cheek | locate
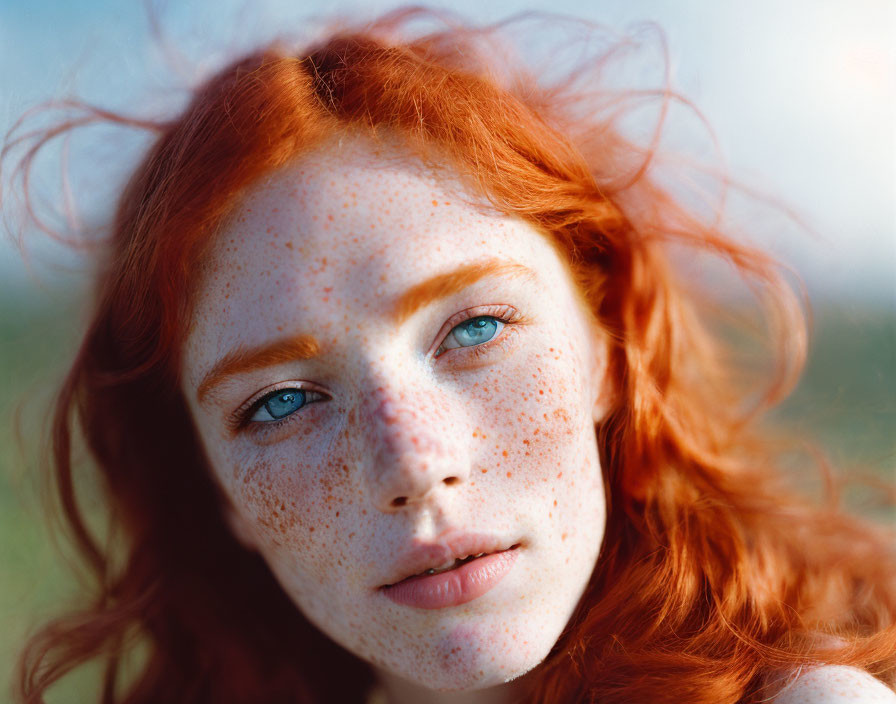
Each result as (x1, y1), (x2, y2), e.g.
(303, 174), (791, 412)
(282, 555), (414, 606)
(479, 339), (603, 549)
(230, 450), (359, 579)
(487, 344), (591, 479)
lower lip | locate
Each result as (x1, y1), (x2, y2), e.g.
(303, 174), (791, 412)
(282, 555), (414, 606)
(381, 547), (520, 610)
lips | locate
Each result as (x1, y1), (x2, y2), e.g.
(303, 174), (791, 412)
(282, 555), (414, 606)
(379, 531), (521, 587)
(381, 546), (520, 609)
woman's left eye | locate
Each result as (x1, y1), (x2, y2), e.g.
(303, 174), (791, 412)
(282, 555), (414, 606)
(248, 388), (322, 423)
(436, 315), (505, 356)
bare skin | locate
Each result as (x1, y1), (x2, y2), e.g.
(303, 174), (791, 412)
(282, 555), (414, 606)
(182, 136), (610, 700)
(371, 667), (539, 704)
(178, 136), (895, 704)
(770, 666), (896, 703)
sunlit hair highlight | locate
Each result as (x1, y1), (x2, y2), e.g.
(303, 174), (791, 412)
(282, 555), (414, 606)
(4, 8), (895, 703)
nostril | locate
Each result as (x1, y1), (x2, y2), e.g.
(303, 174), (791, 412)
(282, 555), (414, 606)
(443, 476), (460, 486)
(391, 496), (408, 507)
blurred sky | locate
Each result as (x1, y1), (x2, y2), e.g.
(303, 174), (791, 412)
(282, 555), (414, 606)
(1, 0), (894, 304)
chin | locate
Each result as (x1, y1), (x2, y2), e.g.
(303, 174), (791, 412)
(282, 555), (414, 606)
(383, 626), (551, 693)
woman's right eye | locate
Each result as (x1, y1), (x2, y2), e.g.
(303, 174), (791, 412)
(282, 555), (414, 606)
(249, 388), (321, 423)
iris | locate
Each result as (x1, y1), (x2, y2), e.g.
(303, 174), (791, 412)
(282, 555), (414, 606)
(264, 390), (305, 419)
(453, 316), (498, 346)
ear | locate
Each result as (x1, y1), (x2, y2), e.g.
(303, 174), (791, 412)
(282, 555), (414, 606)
(223, 501), (261, 553)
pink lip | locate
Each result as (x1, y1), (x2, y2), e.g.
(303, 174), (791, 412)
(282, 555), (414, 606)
(379, 531), (521, 609)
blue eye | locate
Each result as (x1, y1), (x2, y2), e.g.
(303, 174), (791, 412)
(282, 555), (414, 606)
(250, 389), (309, 423)
(437, 315), (504, 355)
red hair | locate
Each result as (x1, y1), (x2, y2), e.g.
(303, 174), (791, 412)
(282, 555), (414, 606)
(5, 9), (895, 703)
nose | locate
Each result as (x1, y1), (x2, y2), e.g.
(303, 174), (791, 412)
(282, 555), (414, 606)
(362, 386), (469, 512)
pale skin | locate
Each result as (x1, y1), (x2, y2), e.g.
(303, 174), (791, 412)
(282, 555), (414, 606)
(182, 136), (609, 702)
(180, 136), (895, 704)
(769, 666), (896, 703)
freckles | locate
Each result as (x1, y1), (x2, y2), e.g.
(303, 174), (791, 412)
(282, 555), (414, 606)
(312, 256), (328, 274)
(238, 460), (308, 547)
(433, 625), (482, 680)
(549, 406), (574, 431)
(237, 453), (362, 584)
(320, 452), (354, 500)
(186, 147), (616, 691)
(493, 352), (590, 497)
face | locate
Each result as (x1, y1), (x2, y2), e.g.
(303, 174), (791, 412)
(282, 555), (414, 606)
(182, 137), (609, 692)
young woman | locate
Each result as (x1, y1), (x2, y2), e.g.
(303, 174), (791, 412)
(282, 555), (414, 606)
(6, 9), (895, 704)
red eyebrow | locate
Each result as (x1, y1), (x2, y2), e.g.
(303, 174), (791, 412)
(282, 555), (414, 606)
(197, 334), (320, 403)
(390, 259), (537, 325)
(196, 259), (536, 404)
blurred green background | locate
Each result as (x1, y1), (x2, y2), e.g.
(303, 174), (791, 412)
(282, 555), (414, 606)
(1, 289), (894, 701)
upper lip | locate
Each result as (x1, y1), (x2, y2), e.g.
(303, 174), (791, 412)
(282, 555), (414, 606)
(379, 531), (521, 588)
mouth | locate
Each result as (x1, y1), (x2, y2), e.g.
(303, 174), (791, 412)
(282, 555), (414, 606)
(380, 543), (522, 610)
(384, 544), (521, 585)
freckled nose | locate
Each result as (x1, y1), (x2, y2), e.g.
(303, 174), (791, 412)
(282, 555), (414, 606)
(363, 388), (468, 512)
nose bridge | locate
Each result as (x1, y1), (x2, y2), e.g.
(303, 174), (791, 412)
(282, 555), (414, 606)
(360, 378), (467, 511)
(372, 392), (436, 458)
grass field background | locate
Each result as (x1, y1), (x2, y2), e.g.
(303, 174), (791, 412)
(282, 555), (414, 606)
(1, 290), (894, 702)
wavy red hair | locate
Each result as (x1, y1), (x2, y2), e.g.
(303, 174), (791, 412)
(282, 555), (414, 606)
(5, 9), (895, 703)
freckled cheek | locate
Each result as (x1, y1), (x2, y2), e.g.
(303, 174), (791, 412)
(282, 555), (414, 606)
(485, 353), (588, 480)
(230, 451), (359, 577)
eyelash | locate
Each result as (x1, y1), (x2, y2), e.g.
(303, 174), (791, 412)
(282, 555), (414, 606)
(232, 304), (524, 433)
(434, 304), (522, 360)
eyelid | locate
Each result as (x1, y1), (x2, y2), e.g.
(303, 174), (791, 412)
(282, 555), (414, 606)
(431, 304), (525, 359)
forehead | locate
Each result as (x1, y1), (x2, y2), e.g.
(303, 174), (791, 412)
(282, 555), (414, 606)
(184, 138), (571, 373)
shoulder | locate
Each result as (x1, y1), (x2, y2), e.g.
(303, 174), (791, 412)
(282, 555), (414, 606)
(770, 665), (896, 703)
